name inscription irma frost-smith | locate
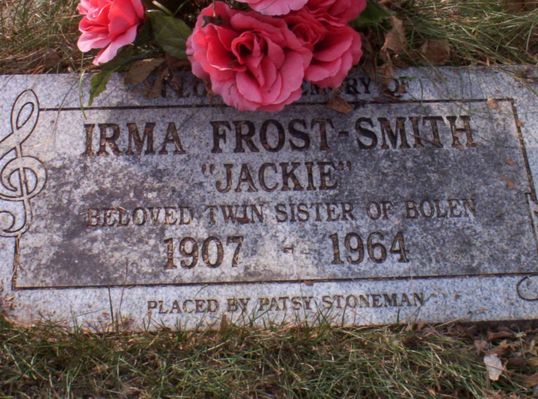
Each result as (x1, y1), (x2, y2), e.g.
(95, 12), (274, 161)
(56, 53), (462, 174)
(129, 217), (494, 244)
(0, 69), (537, 328)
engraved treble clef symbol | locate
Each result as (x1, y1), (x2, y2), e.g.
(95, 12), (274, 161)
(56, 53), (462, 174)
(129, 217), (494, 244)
(517, 276), (538, 302)
(0, 90), (47, 237)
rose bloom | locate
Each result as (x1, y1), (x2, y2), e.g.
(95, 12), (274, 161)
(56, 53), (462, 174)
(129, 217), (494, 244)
(285, 8), (363, 88)
(235, 0), (308, 16)
(306, 0), (367, 25)
(77, 0), (145, 65)
(186, 2), (312, 112)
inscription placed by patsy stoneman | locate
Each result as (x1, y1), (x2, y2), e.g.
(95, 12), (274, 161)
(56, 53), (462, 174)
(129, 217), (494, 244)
(0, 68), (537, 329)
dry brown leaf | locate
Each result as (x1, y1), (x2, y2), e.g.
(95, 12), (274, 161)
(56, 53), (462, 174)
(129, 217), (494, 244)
(502, 177), (516, 190)
(377, 63), (395, 84)
(484, 354), (504, 381)
(415, 321), (426, 331)
(503, 0), (526, 11)
(528, 356), (538, 367)
(219, 314), (229, 331)
(42, 49), (62, 69)
(124, 58), (165, 86)
(419, 39), (451, 65)
(361, 31), (374, 55)
(327, 95), (353, 114)
(502, 0), (537, 11)
(382, 16), (407, 56)
(167, 72), (185, 96)
(487, 340), (511, 356)
(487, 330), (514, 341)
(487, 97), (499, 110)
(522, 372), (538, 387)
(165, 53), (190, 69)
(474, 339), (489, 354)
(147, 67), (169, 98)
(507, 357), (528, 367)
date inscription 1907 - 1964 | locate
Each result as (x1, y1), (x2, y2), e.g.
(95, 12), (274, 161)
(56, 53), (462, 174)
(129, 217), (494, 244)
(66, 109), (487, 282)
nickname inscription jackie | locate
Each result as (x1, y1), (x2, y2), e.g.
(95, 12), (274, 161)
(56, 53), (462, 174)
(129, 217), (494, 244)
(4, 83), (537, 293)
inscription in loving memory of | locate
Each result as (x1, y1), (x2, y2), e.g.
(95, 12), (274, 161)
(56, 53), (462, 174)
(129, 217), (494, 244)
(4, 83), (536, 295)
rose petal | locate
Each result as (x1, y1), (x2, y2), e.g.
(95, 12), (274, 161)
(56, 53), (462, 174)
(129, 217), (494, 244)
(236, 0), (308, 16)
(92, 24), (138, 64)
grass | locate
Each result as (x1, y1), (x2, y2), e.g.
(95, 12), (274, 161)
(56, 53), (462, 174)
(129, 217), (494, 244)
(0, 0), (91, 74)
(1, 317), (537, 398)
(398, 0), (538, 66)
(0, 0), (536, 74)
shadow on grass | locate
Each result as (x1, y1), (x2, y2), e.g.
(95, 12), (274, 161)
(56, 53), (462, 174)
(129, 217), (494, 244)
(0, 316), (536, 398)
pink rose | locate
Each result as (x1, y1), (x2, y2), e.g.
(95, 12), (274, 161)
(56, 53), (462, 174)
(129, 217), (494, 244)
(285, 8), (363, 88)
(77, 0), (145, 65)
(284, 8), (327, 50)
(306, 25), (362, 88)
(186, 2), (312, 112)
(306, 0), (367, 25)
(235, 0), (308, 16)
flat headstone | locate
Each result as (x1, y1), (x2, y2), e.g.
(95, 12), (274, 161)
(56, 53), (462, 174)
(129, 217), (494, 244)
(0, 67), (537, 330)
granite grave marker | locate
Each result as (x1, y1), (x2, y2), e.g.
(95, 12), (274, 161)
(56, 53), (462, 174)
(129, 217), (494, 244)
(0, 67), (537, 329)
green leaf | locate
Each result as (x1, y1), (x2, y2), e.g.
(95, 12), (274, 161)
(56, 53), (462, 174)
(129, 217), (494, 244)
(88, 47), (141, 105)
(149, 11), (191, 59)
(134, 21), (153, 46)
(352, 0), (392, 29)
(89, 70), (113, 106)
